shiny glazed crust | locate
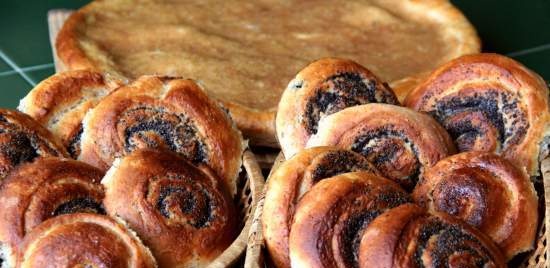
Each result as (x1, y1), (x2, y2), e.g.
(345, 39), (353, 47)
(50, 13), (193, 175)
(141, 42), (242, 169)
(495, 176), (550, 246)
(79, 75), (244, 196)
(276, 58), (399, 158)
(413, 152), (538, 259)
(288, 172), (410, 267)
(56, 0), (480, 146)
(262, 147), (379, 267)
(0, 109), (68, 179)
(18, 70), (124, 158)
(306, 103), (456, 190)
(405, 53), (550, 176)
(102, 149), (238, 267)
(358, 204), (506, 268)
(0, 157), (105, 265)
(17, 213), (157, 268)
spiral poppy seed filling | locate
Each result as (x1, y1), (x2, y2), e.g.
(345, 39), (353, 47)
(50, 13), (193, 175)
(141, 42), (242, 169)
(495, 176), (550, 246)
(351, 128), (420, 189)
(53, 197), (106, 216)
(152, 174), (215, 229)
(341, 190), (411, 267)
(336, 187), (410, 267)
(412, 218), (491, 267)
(310, 151), (377, 183)
(340, 210), (381, 268)
(120, 107), (208, 164)
(0, 119), (45, 177)
(432, 91), (528, 152)
(304, 72), (398, 135)
(0, 134), (38, 168)
(67, 126), (83, 158)
(433, 174), (488, 227)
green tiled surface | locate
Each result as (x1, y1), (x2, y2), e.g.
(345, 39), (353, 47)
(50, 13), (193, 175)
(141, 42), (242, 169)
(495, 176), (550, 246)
(0, 74), (30, 109)
(0, 0), (549, 106)
(0, 0), (89, 67)
(0, 58), (11, 73)
(26, 65), (56, 85)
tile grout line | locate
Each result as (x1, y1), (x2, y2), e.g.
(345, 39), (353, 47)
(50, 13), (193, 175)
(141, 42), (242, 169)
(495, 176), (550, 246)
(506, 43), (550, 57)
(0, 49), (36, 86)
(0, 63), (54, 77)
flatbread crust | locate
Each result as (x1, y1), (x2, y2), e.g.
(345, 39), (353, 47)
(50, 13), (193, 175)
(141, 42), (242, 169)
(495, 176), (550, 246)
(56, 0), (480, 146)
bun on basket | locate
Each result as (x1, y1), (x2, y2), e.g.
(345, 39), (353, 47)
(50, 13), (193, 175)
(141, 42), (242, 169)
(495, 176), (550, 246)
(405, 53), (550, 176)
(17, 213), (156, 268)
(79, 75), (244, 196)
(0, 109), (68, 179)
(18, 70), (123, 158)
(102, 149), (238, 267)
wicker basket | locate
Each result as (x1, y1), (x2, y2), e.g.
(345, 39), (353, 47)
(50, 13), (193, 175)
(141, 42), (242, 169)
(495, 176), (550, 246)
(48, 11), (266, 267)
(245, 153), (550, 268)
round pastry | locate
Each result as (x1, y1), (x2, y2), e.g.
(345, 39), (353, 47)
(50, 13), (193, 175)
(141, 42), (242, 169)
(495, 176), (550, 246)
(0, 157), (105, 267)
(17, 213), (157, 268)
(404, 53), (550, 176)
(263, 147), (380, 267)
(358, 204), (506, 268)
(0, 109), (68, 179)
(288, 172), (410, 267)
(102, 149), (238, 267)
(412, 152), (538, 259)
(56, 0), (480, 146)
(79, 75), (243, 195)
(277, 58), (399, 158)
(18, 70), (123, 158)
(306, 103), (456, 190)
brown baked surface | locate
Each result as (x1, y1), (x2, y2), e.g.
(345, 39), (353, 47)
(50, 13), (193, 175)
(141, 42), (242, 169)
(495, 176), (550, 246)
(17, 213), (157, 268)
(18, 70), (123, 158)
(56, 0), (480, 145)
(102, 149), (238, 267)
(404, 53), (550, 176)
(0, 157), (105, 266)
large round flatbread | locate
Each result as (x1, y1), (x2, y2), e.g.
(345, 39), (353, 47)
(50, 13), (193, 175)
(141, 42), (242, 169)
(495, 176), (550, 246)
(56, 0), (479, 146)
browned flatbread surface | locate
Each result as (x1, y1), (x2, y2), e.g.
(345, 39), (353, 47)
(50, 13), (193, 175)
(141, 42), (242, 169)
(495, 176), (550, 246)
(57, 0), (479, 145)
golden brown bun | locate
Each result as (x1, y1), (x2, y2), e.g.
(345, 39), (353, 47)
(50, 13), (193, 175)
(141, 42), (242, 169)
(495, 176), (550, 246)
(413, 151), (538, 259)
(404, 53), (550, 176)
(0, 109), (68, 179)
(79, 75), (244, 195)
(263, 147), (379, 267)
(0, 157), (105, 266)
(358, 204), (506, 268)
(306, 103), (456, 190)
(389, 71), (430, 103)
(17, 213), (157, 268)
(102, 149), (238, 267)
(56, 0), (480, 146)
(288, 172), (410, 267)
(277, 58), (399, 158)
(18, 70), (123, 158)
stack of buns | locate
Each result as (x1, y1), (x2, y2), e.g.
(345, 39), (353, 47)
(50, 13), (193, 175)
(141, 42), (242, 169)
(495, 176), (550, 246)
(0, 71), (245, 267)
(264, 53), (548, 267)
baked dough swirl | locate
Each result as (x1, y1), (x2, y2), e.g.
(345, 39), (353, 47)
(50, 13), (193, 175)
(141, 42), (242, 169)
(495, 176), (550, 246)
(263, 147), (380, 267)
(413, 152), (538, 259)
(0, 109), (68, 179)
(18, 70), (123, 158)
(289, 172), (410, 267)
(358, 204), (505, 268)
(17, 213), (156, 268)
(405, 53), (550, 176)
(102, 149), (238, 267)
(79, 75), (243, 195)
(0, 157), (105, 267)
(306, 104), (456, 190)
(277, 58), (399, 158)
